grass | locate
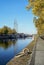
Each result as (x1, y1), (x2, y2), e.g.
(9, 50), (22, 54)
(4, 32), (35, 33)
(26, 34), (38, 51)
(26, 40), (35, 51)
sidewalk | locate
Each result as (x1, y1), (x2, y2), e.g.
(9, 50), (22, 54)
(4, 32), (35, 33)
(29, 37), (44, 65)
(34, 37), (44, 65)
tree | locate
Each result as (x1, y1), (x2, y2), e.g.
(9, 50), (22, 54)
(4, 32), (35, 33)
(3, 26), (8, 34)
(27, 0), (44, 35)
(0, 26), (17, 34)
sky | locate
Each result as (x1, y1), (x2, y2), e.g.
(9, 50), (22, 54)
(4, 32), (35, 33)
(0, 0), (37, 34)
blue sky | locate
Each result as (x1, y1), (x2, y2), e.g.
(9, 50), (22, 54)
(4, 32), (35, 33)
(0, 0), (37, 34)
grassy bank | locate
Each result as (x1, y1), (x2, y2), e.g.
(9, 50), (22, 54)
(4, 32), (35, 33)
(26, 34), (38, 51)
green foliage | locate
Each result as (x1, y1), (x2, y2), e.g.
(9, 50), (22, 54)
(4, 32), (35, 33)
(27, 0), (44, 35)
(0, 26), (17, 34)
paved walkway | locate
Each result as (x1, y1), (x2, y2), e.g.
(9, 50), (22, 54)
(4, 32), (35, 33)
(29, 37), (44, 65)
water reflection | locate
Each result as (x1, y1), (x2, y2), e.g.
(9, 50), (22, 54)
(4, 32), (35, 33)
(0, 38), (32, 65)
(0, 39), (17, 49)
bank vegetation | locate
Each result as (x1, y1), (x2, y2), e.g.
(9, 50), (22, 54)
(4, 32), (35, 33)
(0, 26), (16, 34)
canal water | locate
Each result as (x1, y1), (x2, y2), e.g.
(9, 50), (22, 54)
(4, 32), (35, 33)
(0, 38), (32, 65)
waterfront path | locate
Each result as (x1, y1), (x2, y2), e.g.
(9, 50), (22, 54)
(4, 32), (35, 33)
(28, 37), (44, 65)
(7, 37), (44, 65)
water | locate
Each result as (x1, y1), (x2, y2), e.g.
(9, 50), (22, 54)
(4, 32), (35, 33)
(0, 38), (32, 65)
